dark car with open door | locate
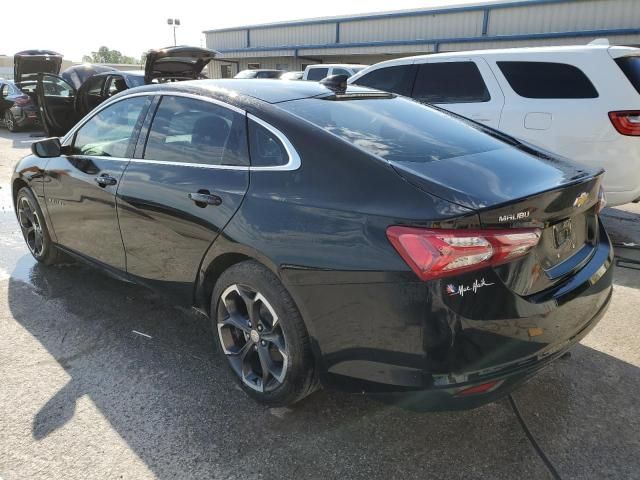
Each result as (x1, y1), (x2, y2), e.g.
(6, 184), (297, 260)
(36, 46), (218, 136)
(0, 79), (40, 131)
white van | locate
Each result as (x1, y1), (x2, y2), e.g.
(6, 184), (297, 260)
(303, 64), (368, 82)
(349, 41), (640, 206)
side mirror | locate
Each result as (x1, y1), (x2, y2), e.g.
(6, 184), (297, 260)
(31, 137), (62, 158)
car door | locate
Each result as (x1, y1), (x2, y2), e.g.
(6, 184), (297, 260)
(43, 95), (152, 271)
(411, 58), (505, 129)
(116, 94), (250, 303)
(75, 74), (108, 118)
(36, 73), (80, 136)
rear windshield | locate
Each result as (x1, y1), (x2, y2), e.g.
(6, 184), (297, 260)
(615, 56), (640, 95)
(278, 95), (507, 163)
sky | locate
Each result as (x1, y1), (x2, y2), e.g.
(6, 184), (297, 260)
(0, 0), (507, 62)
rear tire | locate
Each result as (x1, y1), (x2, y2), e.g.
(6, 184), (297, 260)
(211, 260), (317, 407)
(4, 110), (19, 132)
(16, 187), (61, 265)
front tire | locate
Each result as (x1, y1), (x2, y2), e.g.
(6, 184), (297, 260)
(16, 187), (60, 265)
(211, 260), (317, 406)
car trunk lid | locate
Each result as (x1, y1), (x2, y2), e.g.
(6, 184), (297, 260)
(14, 50), (63, 85)
(391, 146), (604, 295)
(144, 46), (219, 84)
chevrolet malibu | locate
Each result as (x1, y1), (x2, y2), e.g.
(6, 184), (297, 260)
(12, 79), (613, 409)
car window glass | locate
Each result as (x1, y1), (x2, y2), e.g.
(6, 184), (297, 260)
(73, 97), (148, 157)
(107, 76), (128, 96)
(497, 61), (598, 99)
(87, 77), (105, 96)
(332, 68), (351, 76)
(615, 57), (640, 95)
(413, 61), (490, 103)
(42, 75), (75, 97)
(354, 65), (415, 96)
(144, 96), (248, 166)
(248, 120), (288, 167)
(306, 68), (329, 81)
(0, 84), (7, 97)
(280, 96), (507, 164)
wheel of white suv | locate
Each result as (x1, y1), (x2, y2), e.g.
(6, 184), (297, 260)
(211, 260), (317, 406)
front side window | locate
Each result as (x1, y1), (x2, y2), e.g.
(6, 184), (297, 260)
(306, 68), (328, 81)
(73, 96), (148, 157)
(354, 65), (416, 96)
(279, 96), (507, 164)
(497, 61), (598, 99)
(143, 96), (248, 166)
(248, 120), (288, 167)
(332, 68), (351, 76)
(413, 61), (490, 104)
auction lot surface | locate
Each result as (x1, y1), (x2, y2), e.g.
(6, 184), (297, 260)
(0, 129), (639, 480)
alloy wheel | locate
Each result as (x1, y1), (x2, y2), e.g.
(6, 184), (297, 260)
(4, 111), (15, 131)
(17, 196), (45, 257)
(217, 284), (289, 392)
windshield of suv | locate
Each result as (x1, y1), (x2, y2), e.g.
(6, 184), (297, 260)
(279, 95), (507, 163)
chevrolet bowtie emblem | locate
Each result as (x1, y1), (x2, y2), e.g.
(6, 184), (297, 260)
(573, 192), (589, 208)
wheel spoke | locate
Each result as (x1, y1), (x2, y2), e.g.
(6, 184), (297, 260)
(258, 344), (285, 384)
(229, 339), (254, 358)
(34, 232), (43, 253)
(261, 331), (286, 355)
(222, 313), (251, 333)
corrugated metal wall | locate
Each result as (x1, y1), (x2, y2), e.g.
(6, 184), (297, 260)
(488, 0), (640, 35)
(251, 24), (335, 47)
(206, 30), (247, 50)
(339, 11), (484, 43)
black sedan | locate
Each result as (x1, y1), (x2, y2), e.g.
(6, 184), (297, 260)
(0, 79), (39, 131)
(12, 79), (613, 409)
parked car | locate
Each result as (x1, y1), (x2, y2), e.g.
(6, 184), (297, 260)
(280, 71), (304, 81)
(234, 69), (285, 79)
(0, 79), (39, 131)
(28, 46), (218, 136)
(13, 79), (612, 409)
(349, 41), (640, 206)
(302, 64), (368, 81)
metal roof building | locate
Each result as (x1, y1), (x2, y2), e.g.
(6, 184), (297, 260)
(203, 0), (640, 78)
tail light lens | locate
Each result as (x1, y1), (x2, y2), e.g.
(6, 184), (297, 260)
(609, 111), (640, 136)
(386, 226), (541, 281)
(595, 186), (607, 214)
(14, 95), (32, 107)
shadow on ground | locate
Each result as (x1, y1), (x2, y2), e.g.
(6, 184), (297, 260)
(3, 253), (639, 479)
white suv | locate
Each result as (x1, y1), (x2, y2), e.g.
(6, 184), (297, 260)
(303, 64), (368, 82)
(349, 41), (640, 206)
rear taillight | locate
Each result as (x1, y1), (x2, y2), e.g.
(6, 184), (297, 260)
(386, 227), (541, 281)
(595, 186), (607, 214)
(609, 111), (640, 136)
(14, 95), (31, 107)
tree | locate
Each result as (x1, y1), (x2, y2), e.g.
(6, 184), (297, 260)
(82, 46), (140, 65)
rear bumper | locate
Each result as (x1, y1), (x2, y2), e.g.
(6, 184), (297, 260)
(289, 224), (614, 409)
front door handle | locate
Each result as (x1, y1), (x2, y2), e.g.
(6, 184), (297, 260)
(188, 191), (222, 207)
(94, 174), (117, 187)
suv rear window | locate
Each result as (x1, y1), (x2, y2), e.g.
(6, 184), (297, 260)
(279, 96), (506, 164)
(497, 61), (598, 99)
(354, 65), (416, 96)
(412, 62), (490, 103)
(615, 56), (640, 95)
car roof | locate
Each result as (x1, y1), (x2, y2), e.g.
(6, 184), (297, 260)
(122, 78), (377, 105)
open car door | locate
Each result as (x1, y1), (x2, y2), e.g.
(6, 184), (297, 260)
(36, 73), (80, 137)
(144, 46), (219, 84)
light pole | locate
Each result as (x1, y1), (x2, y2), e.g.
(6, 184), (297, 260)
(167, 18), (181, 46)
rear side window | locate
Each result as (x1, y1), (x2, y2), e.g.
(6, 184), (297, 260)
(248, 120), (288, 167)
(332, 68), (351, 76)
(279, 96), (506, 164)
(413, 62), (490, 103)
(144, 96), (248, 166)
(615, 57), (640, 95)
(497, 61), (598, 99)
(306, 68), (328, 81)
(353, 65), (416, 96)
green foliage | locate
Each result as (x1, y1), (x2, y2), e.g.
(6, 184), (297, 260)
(82, 46), (141, 65)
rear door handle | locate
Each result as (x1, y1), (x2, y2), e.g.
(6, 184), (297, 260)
(188, 191), (222, 207)
(95, 174), (117, 187)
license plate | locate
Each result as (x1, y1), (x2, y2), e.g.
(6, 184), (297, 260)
(553, 219), (573, 248)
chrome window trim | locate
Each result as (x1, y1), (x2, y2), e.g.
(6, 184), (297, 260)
(61, 91), (301, 172)
(247, 113), (301, 172)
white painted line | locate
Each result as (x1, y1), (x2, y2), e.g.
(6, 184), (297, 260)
(132, 330), (152, 339)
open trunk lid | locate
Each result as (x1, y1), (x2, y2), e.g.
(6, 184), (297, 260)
(392, 146), (604, 295)
(144, 45), (219, 84)
(14, 50), (63, 85)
